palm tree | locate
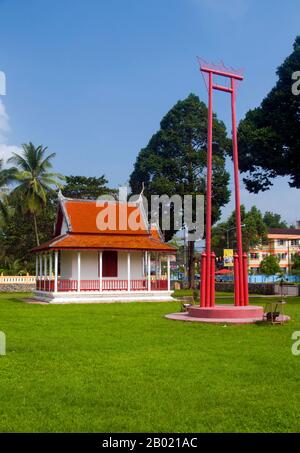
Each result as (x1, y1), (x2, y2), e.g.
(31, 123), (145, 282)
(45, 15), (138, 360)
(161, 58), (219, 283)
(8, 143), (64, 245)
(0, 158), (16, 220)
(2, 257), (27, 276)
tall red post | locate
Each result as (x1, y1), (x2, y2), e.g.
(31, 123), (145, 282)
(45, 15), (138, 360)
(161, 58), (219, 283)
(198, 60), (248, 308)
(231, 78), (244, 306)
(234, 253), (240, 306)
(242, 253), (249, 306)
(200, 252), (207, 307)
(205, 71), (213, 308)
(210, 253), (215, 307)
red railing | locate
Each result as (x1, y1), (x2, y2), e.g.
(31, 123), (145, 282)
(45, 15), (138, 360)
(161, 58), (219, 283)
(80, 280), (100, 291)
(151, 279), (168, 290)
(102, 279), (128, 291)
(36, 279), (54, 291)
(45, 280), (54, 291)
(58, 279), (78, 292)
(130, 279), (147, 291)
(36, 278), (168, 292)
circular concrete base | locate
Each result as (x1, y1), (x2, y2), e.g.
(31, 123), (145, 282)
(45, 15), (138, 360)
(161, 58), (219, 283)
(166, 304), (265, 324)
(189, 304), (264, 320)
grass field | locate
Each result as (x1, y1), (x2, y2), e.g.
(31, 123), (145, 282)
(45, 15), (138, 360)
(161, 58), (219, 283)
(1, 292), (300, 432)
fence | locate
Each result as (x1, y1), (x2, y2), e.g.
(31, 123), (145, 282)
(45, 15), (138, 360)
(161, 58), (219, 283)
(0, 276), (36, 284)
(216, 274), (300, 284)
(248, 274), (300, 283)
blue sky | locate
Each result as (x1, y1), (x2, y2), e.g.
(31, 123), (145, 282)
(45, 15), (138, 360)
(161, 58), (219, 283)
(0, 0), (299, 224)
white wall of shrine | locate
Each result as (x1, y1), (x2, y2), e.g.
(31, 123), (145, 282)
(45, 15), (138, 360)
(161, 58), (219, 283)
(118, 252), (144, 279)
(35, 249), (172, 301)
(60, 250), (145, 280)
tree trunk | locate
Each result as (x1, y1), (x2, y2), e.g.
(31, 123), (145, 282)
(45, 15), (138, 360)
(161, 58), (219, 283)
(33, 212), (40, 246)
(188, 240), (195, 289)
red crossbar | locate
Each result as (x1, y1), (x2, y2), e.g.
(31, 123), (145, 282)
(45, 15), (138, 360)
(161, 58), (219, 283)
(200, 65), (243, 81)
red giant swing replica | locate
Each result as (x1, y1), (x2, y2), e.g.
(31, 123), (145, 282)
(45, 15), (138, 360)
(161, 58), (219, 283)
(167, 60), (264, 324)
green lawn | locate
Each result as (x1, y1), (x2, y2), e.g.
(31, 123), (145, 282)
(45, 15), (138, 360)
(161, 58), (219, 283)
(1, 292), (300, 432)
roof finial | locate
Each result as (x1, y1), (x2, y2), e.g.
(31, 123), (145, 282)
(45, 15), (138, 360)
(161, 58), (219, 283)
(139, 182), (145, 199)
(58, 189), (65, 200)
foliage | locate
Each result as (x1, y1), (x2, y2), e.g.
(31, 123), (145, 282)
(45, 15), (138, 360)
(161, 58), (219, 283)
(0, 158), (17, 187)
(62, 175), (116, 199)
(238, 36), (300, 192)
(8, 143), (64, 245)
(0, 190), (57, 272)
(259, 254), (281, 275)
(212, 205), (267, 257)
(1, 149), (116, 271)
(0, 158), (17, 221)
(263, 211), (287, 229)
(0, 193), (9, 224)
(292, 253), (300, 271)
(0, 258), (27, 276)
(130, 93), (230, 287)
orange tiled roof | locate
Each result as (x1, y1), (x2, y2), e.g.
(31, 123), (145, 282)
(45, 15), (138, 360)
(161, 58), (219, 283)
(63, 199), (148, 235)
(32, 197), (175, 253)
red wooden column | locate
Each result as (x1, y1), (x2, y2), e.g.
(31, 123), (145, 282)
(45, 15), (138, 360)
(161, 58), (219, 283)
(204, 71), (214, 307)
(243, 253), (249, 305)
(200, 252), (207, 307)
(210, 252), (215, 307)
(234, 253), (240, 306)
(231, 78), (245, 306)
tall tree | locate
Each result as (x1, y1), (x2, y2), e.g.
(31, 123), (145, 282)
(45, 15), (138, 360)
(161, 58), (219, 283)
(263, 211), (287, 229)
(259, 254), (281, 276)
(212, 205), (267, 258)
(0, 158), (17, 219)
(130, 94), (230, 288)
(238, 36), (300, 192)
(292, 253), (300, 273)
(62, 175), (115, 199)
(8, 143), (64, 245)
(0, 190), (57, 272)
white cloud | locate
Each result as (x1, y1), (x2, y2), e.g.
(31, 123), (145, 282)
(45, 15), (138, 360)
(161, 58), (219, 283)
(0, 71), (6, 96)
(0, 99), (10, 140)
(0, 144), (21, 162)
(0, 99), (21, 164)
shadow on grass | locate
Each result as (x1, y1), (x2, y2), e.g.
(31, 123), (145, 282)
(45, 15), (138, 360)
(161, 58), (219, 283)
(0, 292), (33, 305)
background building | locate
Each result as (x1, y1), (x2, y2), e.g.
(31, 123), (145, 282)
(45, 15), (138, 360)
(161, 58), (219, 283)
(249, 226), (300, 273)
